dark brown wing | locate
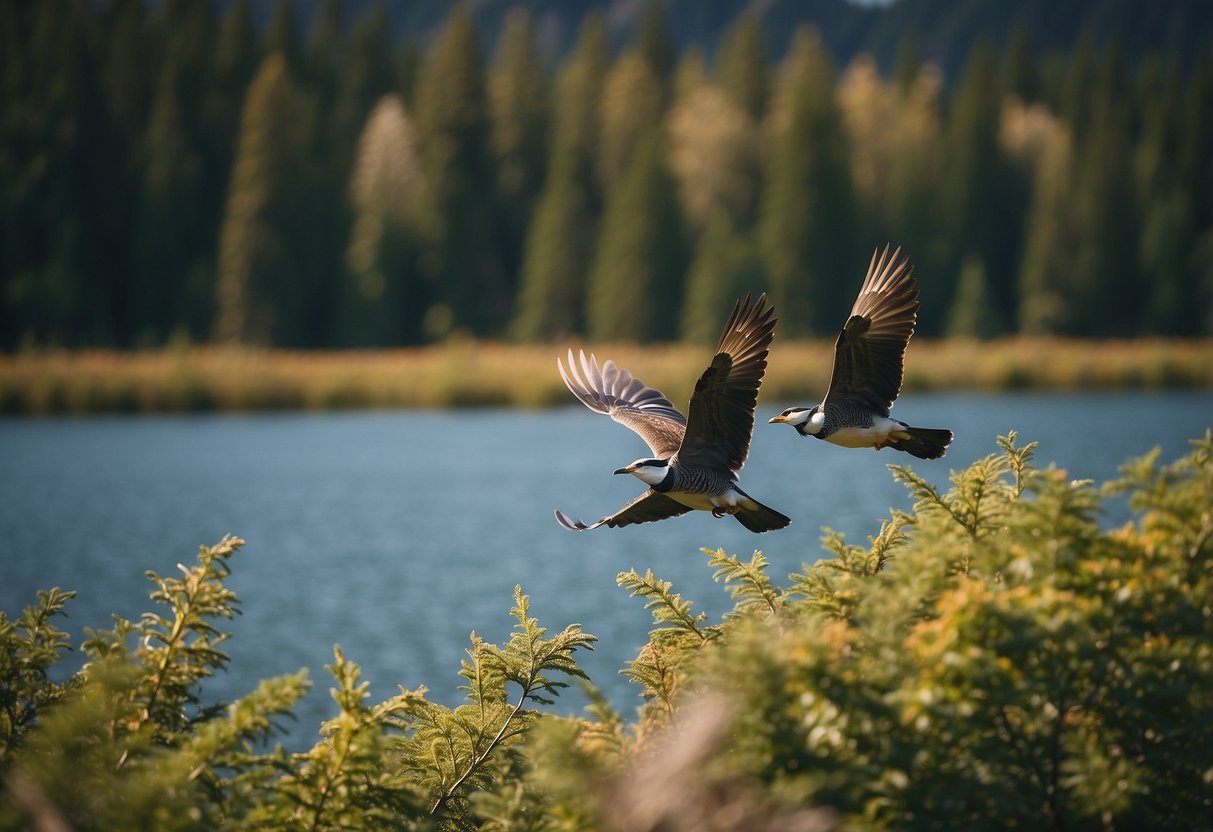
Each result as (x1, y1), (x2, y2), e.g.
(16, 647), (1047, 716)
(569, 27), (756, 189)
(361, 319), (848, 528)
(677, 294), (776, 473)
(559, 349), (686, 458)
(823, 245), (918, 414)
(554, 491), (692, 530)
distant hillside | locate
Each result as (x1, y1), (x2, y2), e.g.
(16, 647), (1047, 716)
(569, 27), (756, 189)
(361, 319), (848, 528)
(235, 0), (1213, 77)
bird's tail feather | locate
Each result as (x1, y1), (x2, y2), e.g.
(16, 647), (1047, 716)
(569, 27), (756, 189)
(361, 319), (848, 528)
(734, 499), (791, 533)
(894, 427), (953, 460)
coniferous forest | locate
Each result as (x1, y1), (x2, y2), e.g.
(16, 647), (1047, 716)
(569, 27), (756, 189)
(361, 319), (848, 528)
(3, 0), (1213, 351)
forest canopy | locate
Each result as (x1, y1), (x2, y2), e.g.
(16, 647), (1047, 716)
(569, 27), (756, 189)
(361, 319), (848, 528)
(2, 0), (1211, 350)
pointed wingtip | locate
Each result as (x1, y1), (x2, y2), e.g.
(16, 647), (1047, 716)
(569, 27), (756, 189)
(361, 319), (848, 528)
(555, 509), (594, 531)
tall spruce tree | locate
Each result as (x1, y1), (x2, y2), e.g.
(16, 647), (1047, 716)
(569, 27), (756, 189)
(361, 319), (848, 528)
(586, 130), (686, 343)
(509, 13), (606, 342)
(340, 95), (427, 346)
(489, 8), (549, 294)
(1068, 41), (1140, 335)
(132, 54), (209, 345)
(215, 55), (309, 344)
(414, 6), (506, 337)
(939, 38), (1024, 335)
(665, 80), (760, 233)
(716, 11), (768, 122)
(679, 211), (764, 343)
(597, 52), (665, 197)
(757, 27), (856, 337)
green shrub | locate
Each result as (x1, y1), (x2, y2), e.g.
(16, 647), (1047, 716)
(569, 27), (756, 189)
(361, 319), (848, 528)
(2, 433), (1210, 830)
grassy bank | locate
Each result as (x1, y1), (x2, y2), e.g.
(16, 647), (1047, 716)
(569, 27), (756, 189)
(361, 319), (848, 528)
(0, 338), (1209, 415)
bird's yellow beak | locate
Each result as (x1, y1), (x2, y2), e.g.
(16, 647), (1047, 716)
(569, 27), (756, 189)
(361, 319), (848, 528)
(768, 415), (786, 424)
(613, 465), (632, 475)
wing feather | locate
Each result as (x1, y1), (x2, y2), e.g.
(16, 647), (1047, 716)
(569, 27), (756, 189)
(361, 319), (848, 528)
(677, 293), (776, 472)
(558, 350), (686, 457)
(823, 245), (918, 414)
(555, 491), (692, 530)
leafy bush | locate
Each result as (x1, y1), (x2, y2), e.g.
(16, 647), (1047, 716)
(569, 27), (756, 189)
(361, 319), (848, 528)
(2, 433), (1211, 830)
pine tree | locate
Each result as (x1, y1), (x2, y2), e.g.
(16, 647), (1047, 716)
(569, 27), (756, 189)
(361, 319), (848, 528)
(414, 6), (506, 337)
(215, 55), (309, 344)
(509, 150), (595, 341)
(757, 27), (856, 337)
(489, 8), (549, 293)
(665, 80), (760, 233)
(939, 38), (1024, 335)
(946, 254), (1004, 338)
(586, 130), (686, 343)
(341, 95), (426, 346)
(508, 13), (606, 342)
(1002, 25), (1037, 102)
(679, 211), (764, 343)
(1017, 124), (1080, 334)
(265, 0), (304, 80)
(132, 54), (209, 345)
(552, 12), (607, 212)
(716, 11), (768, 122)
(637, 0), (674, 101)
(1068, 41), (1141, 335)
(597, 52), (665, 197)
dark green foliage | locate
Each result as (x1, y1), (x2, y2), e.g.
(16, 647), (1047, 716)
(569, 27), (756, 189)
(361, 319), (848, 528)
(758, 28), (857, 337)
(586, 131), (686, 343)
(3, 3), (1213, 347)
(3, 437), (1212, 827)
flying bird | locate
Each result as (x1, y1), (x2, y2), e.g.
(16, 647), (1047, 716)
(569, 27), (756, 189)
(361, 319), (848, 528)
(768, 245), (953, 460)
(555, 294), (790, 533)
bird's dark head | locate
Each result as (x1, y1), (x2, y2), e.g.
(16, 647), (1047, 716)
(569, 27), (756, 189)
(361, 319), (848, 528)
(769, 406), (820, 435)
(614, 457), (670, 485)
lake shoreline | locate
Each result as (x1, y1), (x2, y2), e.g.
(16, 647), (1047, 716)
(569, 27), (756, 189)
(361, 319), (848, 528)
(1, 337), (1210, 416)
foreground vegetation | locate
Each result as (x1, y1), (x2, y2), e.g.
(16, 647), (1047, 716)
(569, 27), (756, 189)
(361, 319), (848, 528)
(2, 433), (1211, 830)
(1, 338), (1210, 414)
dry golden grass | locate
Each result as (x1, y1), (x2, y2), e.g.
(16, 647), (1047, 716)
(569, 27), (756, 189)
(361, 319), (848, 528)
(0, 338), (1209, 415)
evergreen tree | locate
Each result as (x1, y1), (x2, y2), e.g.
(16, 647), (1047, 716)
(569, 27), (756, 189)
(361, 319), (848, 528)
(716, 11), (768, 122)
(1017, 125), (1081, 334)
(132, 54), (210, 345)
(939, 38), (1024, 335)
(340, 95), (427, 346)
(597, 52), (665, 197)
(892, 29), (922, 96)
(489, 8), (549, 294)
(1068, 41), (1141, 335)
(679, 211), (764, 343)
(665, 81), (760, 233)
(414, 6), (506, 336)
(509, 13), (606, 342)
(757, 27), (856, 337)
(637, 0), (674, 99)
(509, 150), (596, 341)
(586, 130), (686, 343)
(215, 55), (309, 345)
(945, 254), (1003, 338)
(265, 0), (305, 80)
(552, 12), (607, 211)
(1002, 25), (1037, 102)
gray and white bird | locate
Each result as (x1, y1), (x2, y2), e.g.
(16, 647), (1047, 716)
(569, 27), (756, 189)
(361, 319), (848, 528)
(768, 245), (953, 460)
(555, 294), (790, 533)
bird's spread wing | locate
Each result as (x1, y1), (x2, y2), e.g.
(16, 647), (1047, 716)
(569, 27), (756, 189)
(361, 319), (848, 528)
(824, 245), (918, 414)
(558, 349), (686, 458)
(555, 491), (692, 531)
(677, 293), (776, 473)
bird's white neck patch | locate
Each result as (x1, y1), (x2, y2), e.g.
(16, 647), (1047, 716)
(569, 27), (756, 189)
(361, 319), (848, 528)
(626, 461), (670, 486)
(803, 409), (826, 435)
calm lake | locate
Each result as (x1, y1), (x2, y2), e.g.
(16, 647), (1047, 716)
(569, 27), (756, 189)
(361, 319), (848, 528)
(2, 392), (1210, 748)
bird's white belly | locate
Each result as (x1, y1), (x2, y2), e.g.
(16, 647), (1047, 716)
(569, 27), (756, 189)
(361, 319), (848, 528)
(826, 416), (907, 449)
(671, 487), (748, 512)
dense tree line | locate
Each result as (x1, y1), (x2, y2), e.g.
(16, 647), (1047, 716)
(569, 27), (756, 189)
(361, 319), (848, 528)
(2, 0), (1211, 350)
